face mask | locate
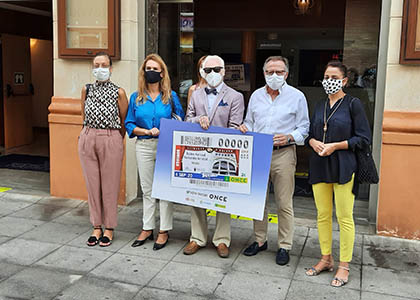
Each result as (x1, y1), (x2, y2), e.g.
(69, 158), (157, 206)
(92, 67), (110, 81)
(205, 71), (223, 87)
(322, 78), (343, 95)
(265, 74), (285, 91)
(145, 70), (162, 84)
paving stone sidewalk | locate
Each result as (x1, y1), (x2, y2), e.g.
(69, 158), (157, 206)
(0, 189), (419, 300)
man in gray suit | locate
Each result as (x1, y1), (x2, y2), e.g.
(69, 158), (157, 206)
(183, 55), (245, 258)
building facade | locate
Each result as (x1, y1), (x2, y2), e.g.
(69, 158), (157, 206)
(46, 0), (420, 239)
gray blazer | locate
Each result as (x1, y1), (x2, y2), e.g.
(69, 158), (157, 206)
(186, 83), (244, 128)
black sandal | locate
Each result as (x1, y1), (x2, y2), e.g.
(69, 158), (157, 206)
(87, 227), (102, 247)
(99, 228), (114, 247)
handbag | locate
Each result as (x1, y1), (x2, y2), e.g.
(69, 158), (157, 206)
(170, 97), (182, 121)
(349, 98), (379, 184)
(355, 145), (379, 184)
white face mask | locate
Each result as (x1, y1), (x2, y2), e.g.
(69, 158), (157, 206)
(205, 71), (223, 87)
(322, 78), (343, 95)
(265, 74), (285, 91)
(92, 67), (110, 81)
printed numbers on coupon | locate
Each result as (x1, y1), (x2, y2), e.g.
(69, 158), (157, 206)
(189, 179), (229, 188)
(181, 136), (211, 147)
(218, 138), (249, 149)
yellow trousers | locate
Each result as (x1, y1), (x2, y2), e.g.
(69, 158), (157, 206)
(312, 174), (355, 262)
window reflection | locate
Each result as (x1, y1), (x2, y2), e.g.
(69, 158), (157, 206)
(66, 0), (108, 49)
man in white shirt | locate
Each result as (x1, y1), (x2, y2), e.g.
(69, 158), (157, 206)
(239, 56), (309, 265)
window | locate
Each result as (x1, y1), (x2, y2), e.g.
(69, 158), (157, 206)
(400, 0), (420, 64)
(57, 0), (120, 59)
(212, 160), (238, 176)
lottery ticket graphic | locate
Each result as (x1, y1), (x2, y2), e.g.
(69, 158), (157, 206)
(171, 131), (253, 194)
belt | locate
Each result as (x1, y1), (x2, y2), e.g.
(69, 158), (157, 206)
(273, 144), (294, 151)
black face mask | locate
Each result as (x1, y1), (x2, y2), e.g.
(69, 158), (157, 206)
(145, 70), (162, 84)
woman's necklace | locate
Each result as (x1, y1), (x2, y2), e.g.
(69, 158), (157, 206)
(323, 97), (344, 143)
(148, 91), (160, 102)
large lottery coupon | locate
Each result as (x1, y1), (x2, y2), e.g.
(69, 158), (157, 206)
(151, 119), (273, 220)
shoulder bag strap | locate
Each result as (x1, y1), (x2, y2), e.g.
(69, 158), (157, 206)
(85, 84), (91, 100)
(170, 96), (175, 113)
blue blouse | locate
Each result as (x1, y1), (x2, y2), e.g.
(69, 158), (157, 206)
(125, 90), (185, 139)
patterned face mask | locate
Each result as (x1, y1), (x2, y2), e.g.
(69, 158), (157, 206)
(322, 78), (343, 95)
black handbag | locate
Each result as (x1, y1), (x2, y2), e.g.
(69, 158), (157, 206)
(349, 98), (379, 184)
(355, 145), (379, 184)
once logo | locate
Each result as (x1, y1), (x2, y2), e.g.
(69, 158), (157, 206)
(208, 194), (227, 202)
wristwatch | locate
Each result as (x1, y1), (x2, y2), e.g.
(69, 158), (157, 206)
(287, 135), (292, 144)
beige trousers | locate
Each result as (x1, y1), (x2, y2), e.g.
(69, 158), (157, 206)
(253, 145), (296, 250)
(190, 207), (231, 247)
(136, 138), (173, 231)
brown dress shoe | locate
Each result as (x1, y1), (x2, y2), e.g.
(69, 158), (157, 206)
(216, 243), (229, 258)
(183, 241), (202, 255)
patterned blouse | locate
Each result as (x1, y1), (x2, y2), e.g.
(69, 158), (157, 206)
(83, 81), (121, 129)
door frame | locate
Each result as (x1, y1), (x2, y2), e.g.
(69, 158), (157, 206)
(0, 38), (4, 147)
(368, 0), (391, 224)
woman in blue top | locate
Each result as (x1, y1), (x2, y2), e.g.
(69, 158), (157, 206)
(125, 53), (185, 250)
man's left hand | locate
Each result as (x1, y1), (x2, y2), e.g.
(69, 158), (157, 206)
(273, 134), (291, 146)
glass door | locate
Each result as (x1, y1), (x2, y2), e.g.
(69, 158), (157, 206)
(158, 0), (194, 111)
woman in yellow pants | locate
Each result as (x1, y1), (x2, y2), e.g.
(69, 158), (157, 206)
(305, 61), (371, 287)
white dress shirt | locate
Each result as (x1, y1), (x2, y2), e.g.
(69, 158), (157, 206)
(207, 82), (225, 113)
(243, 83), (310, 145)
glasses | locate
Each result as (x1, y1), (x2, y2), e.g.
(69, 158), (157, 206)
(265, 70), (287, 76)
(203, 67), (223, 74)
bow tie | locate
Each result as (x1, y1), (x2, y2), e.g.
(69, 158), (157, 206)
(205, 87), (218, 95)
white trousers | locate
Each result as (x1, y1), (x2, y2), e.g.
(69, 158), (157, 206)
(135, 138), (173, 231)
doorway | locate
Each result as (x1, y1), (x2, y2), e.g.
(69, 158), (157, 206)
(155, 0), (381, 200)
(0, 1), (52, 172)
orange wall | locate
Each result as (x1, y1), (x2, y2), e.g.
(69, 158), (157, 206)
(377, 111), (420, 240)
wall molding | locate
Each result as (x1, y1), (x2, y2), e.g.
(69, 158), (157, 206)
(48, 97), (82, 125)
(383, 110), (420, 134)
